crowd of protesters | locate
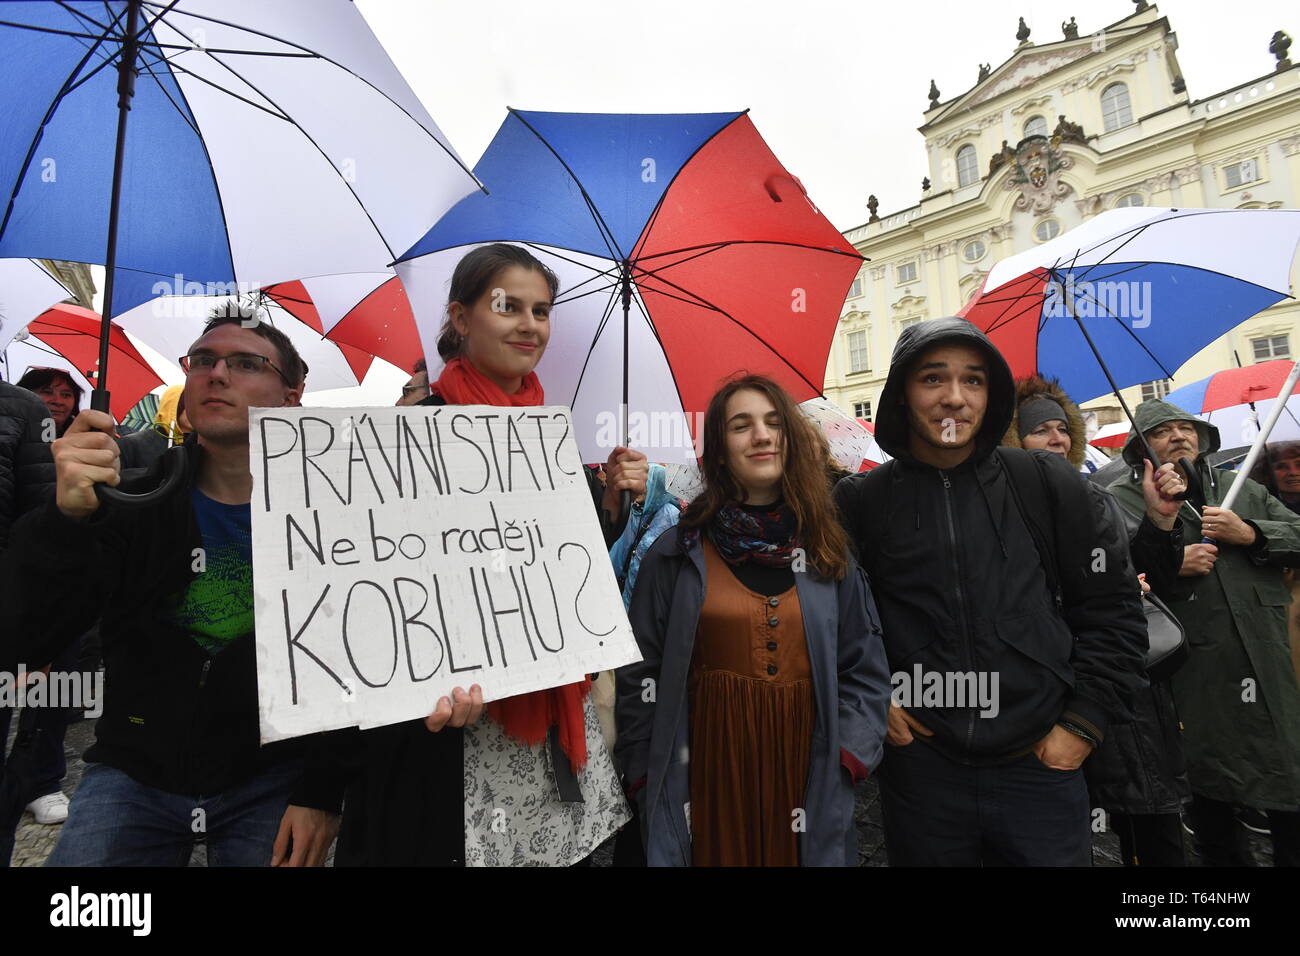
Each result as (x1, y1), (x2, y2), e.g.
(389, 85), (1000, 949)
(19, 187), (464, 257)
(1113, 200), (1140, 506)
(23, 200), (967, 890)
(1, 241), (1298, 867)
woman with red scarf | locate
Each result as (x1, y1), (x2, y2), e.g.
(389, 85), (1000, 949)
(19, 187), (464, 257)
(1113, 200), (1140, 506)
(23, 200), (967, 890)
(336, 244), (647, 866)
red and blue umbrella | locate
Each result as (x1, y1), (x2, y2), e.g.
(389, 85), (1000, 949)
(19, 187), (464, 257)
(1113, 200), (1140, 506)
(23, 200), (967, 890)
(1164, 361), (1300, 448)
(394, 110), (863, 464)
(961, 207), (1300, 403)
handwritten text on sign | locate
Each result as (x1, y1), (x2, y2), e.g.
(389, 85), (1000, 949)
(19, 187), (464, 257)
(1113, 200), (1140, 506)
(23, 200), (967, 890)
(251, 406), (639, 743)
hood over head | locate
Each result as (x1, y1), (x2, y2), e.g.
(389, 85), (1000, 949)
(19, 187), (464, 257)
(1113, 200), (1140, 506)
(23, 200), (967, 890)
(1001, 375), (1086, 468)
(1121, 399), (1220, 468)
(874, 316), (1016, 464)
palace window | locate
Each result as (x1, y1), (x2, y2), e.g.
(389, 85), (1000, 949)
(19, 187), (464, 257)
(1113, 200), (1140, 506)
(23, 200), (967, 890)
(956, 145), (979, 188)
(847, 277), (863, 298)
(1101, 82), (1133, 132)
(854, 400), (873, 422)
(847, 330), (870, 373)
(1252, 334), (1290, 362)
(1115, 192), (1145, 208)
(962, 239), (986, 262)
(1140, 379), (1172, 402)
(896, 260), (918, 283)
(1224, 159), (1260, 189)
(1034, 219), (1061, 242)
(1023, 115), (1048, 139)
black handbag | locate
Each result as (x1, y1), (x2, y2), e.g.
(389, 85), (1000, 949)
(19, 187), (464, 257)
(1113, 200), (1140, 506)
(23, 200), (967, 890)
(1142, 591), (1187, 683)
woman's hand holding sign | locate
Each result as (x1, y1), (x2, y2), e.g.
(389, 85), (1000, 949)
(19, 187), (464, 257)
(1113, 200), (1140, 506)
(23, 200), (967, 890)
(425, 684), (485, 733)
(53, 409), (121, 520)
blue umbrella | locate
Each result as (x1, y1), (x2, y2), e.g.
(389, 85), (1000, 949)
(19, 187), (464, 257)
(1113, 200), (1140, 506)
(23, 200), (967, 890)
(0, 0), (476, 412)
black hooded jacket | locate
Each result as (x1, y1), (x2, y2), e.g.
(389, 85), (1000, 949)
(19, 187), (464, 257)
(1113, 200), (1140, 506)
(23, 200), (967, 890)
(834, 318), (1146, 763)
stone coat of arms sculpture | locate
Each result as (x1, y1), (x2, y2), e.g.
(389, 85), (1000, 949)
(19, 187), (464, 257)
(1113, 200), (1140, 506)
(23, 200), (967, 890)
(1005, 135), (1073, 215)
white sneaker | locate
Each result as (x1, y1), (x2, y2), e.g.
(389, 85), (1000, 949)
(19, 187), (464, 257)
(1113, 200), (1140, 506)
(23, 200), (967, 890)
(27, 792), (69, 825)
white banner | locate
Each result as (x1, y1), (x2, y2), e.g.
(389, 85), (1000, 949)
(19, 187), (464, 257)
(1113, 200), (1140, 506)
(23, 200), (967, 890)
(250, 405), (640, 743)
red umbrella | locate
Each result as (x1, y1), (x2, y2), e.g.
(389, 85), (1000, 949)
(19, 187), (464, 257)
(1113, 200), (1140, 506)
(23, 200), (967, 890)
(263, 278), (408, 376)
(20, 304), (163, 420)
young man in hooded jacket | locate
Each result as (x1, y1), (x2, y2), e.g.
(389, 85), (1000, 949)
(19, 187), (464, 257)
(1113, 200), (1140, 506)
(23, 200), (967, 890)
(834, 317), (1147, 866)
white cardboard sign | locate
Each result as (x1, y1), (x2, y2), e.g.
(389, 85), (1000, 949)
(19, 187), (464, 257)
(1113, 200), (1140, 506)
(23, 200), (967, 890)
(250, 405), (641, 743)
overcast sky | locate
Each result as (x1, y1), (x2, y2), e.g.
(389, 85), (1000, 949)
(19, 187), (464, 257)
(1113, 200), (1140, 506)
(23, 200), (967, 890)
(357, 0), (1295, 230)
(107, 1), (1299, 407)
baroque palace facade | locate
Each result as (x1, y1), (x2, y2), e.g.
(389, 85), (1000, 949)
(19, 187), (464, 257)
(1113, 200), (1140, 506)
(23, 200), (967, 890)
(824, 2), (1300, 435)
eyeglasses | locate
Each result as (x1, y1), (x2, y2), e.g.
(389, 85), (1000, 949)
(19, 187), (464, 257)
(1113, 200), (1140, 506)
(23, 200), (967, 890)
(401, 383), (431, 398)
(180, 352), (290, 385)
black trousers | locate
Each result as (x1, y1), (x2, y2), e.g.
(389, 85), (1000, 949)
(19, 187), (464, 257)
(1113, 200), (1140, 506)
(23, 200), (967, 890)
(879, 740), (1091, 866)
(1108, 811), (1186, 866)
(1189, 793), (1300, 867)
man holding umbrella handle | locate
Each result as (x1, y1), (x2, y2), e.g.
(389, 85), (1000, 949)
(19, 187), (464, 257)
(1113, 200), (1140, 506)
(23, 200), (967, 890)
(2, 309), (347, 867)
(1109, 401), (1300, 866)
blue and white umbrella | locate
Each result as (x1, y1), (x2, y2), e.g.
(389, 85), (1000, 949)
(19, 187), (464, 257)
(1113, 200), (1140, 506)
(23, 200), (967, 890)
(0, 0), (479, 407)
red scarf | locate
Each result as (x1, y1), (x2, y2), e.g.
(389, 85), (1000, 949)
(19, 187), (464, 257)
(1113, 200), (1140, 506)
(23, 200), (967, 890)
(430, 357), (591, 769)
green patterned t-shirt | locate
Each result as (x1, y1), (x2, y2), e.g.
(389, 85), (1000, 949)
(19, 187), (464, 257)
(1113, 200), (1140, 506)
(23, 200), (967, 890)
(164, 489), (254, 653)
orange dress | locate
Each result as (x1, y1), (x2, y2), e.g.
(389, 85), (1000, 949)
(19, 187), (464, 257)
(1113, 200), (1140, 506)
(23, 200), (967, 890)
(688, 538), (815, 866)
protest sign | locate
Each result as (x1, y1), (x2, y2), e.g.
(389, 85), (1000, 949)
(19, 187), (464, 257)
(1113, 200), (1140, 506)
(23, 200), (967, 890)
(250, 405), (640, 743)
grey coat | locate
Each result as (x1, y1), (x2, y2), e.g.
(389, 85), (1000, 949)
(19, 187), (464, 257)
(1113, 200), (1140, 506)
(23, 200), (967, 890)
(615, 530), (891, 866)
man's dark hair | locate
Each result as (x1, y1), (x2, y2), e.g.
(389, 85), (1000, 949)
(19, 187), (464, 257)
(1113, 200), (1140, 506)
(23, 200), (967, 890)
(16, 367), (83, 410)
(413, 357), (427, 375)
(200, 302), (307, 388)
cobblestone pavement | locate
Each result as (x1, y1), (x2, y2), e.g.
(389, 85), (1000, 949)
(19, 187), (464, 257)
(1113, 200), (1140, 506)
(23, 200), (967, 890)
(8, 713), (1271, 867)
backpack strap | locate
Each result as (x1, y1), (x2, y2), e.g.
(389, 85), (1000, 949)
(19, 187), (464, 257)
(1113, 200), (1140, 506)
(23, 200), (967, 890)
(996, 447), (1062, 608)
(836, 459), (896, 570)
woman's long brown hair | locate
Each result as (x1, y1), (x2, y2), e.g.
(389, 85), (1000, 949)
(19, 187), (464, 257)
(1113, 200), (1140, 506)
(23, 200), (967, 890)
(680, 374), (850, 580)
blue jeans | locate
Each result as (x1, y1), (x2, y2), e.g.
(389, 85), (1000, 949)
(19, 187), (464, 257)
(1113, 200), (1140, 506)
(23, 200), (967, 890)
(47, 761), (301, 867)
(879, 739), (1092, 866)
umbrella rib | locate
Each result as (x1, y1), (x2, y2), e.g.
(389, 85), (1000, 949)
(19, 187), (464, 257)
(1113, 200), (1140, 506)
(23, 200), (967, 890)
(634, 237), (864, 264)
(636, 272), (826, 398)
(1050, 266), (1175, 381)
(566, 279), (624, 409)
(0, 5), (129, 243)
(141, 2), (484, 192)
(632, 110), (750, 261)
(626, 277), (712, 435)
(134, 49), (202, 137)
(506, 109), (625, 264)
(139, 53), (292, 121)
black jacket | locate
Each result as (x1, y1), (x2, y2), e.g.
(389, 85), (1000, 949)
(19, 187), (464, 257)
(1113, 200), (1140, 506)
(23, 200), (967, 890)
(1085, 485), (1191, 814)
(0, 437), (350, 811)
(0, 382), (51, 550)
(834, 318), (1147, 762)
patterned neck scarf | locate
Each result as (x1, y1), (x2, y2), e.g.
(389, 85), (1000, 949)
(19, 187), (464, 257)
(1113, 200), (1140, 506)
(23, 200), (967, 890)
(703, 500), (800, 567)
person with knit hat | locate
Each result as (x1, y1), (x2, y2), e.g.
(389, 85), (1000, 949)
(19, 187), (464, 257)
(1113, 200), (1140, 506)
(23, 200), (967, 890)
(1005, 376), (1192, 866)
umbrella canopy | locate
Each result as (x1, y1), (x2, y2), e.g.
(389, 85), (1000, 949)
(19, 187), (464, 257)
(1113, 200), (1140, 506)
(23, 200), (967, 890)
(262, 274), (417, 375)
(1090, 420), (1130, 448)
(0, 258), (71, 352)
(114, 293), (371, 393)
(1165, 360), (1300, 414)
(395, 110), (863, 463)
(0, 0), (478, 402)
(961, 208), (1300, 403)
(9, 303), (162, 418)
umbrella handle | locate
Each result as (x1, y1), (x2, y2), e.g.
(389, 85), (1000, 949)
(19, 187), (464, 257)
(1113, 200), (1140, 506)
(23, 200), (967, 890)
(601, 488), (633, 542)
(95, 444), (189, 508)
(1175, 456), (1200, 503)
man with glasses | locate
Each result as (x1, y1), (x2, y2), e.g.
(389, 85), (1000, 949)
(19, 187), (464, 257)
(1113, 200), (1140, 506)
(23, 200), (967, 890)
(1, 305), (348, 866)
(396, 357), (429, 406)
